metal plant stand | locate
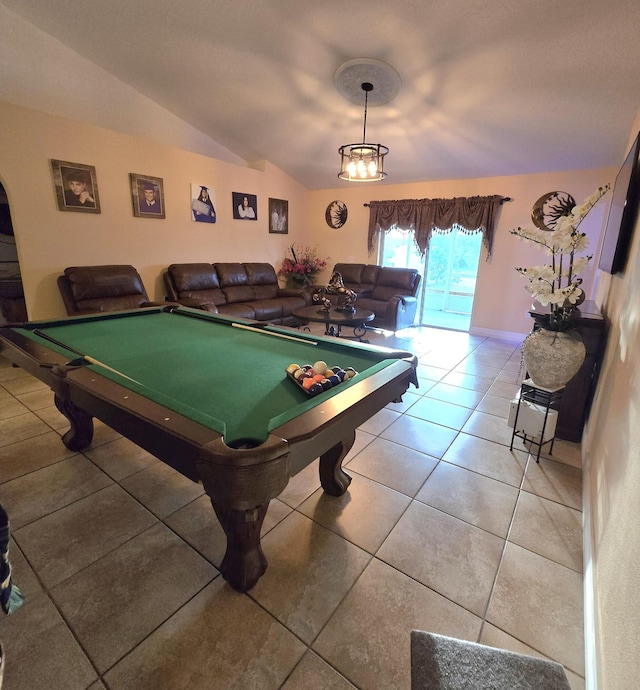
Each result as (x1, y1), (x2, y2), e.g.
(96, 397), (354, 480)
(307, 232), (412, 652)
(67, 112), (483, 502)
(510, 379), (565, 463)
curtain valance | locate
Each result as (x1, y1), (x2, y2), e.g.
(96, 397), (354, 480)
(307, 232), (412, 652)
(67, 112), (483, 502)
(367, 195), (506, 258)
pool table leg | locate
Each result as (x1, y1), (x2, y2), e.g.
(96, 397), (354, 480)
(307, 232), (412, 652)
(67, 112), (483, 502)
(54, 394), (94, 451)
(319, 431), (355, 496)
(211, 501), (269, 593)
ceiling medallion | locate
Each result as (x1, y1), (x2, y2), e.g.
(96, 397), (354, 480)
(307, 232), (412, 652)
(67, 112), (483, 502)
(335, 59), (400, 183)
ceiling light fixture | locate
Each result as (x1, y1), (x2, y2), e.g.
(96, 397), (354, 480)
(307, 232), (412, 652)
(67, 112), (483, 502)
(338, 82), (388, 182)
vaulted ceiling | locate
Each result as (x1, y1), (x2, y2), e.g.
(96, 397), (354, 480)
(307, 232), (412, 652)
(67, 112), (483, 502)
(3, 0), (639, 189)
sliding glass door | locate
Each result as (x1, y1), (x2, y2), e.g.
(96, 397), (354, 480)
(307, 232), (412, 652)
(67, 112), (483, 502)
(379, 227), (482, 331)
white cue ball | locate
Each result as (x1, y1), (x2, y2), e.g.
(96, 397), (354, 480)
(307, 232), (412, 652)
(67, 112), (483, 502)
(313, 360), (328, 375)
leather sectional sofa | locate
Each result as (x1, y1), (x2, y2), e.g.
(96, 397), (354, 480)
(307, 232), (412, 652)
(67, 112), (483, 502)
(330, 263), (421, 332)
(163, 262), (311, 326)
(56, 262), (420, 333)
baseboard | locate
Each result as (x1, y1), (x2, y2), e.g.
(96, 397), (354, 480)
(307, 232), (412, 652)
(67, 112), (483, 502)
(582, 443), (598, 690)
(468, 325), (528, 342)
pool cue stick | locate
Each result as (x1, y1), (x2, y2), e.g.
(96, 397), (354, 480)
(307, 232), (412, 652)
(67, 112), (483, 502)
(32, 329), (141, 383)
(231, 322), (317, 345)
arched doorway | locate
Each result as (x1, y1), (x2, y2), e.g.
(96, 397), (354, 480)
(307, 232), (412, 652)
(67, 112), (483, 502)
(0, 182), (26, 324)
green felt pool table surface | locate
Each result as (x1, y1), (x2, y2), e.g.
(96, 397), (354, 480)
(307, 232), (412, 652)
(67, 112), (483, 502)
(12, 307), (397, 445)
(0, 306), (418, 591)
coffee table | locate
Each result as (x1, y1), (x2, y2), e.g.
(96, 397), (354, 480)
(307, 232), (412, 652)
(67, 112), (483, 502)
(293, 305), (375, 342)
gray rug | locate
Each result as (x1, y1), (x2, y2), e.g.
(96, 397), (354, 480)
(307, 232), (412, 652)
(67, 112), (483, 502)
(411, 631), (571, 689)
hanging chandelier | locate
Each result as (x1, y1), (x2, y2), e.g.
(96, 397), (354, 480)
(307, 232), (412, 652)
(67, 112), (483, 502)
(338, 82), (389, 182)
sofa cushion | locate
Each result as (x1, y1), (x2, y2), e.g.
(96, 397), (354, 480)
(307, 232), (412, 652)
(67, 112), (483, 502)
(377, 266), (418, 290)
(245, 263), (279, 301)
(65, 265), (146, 302)
(362, 265), (381, 285)
(244, 263), (278, 285)
(248, 300), (283, 321)
(215, 263), (248, 286)
(333, 263), (365, 284)
(371, 268), (418, 301)
(251, 284), (278, 300)
(356, 297), (387, 314)
(168, 263), (226, 306)
(214, 263), (254, 304)
(75, 295), (150, 313)
(217, 302), (256, 320)
(331, 263), (379, 296)
(180, 288), (226, 306)
(223, 285), (255, 304)
(371, 284), (406, 301)
(169, 263), (220, 291)
(277, 295), (309, 315)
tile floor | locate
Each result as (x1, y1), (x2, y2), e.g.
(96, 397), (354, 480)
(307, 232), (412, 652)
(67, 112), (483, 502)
(0, 324), (585, 690)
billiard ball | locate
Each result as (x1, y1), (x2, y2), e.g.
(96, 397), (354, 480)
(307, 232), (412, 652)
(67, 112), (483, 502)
(286, 363), (300, 375)
(293, 368), (306, 380)
(309, 382), (324, 395)
(313, 360), (328, 375)
(320, 378), (333, 390)
(302, 377), (315, 390)
(344, 368), (357, 379)
(327, 374), (341, 386)
(313, 374), (325, 382)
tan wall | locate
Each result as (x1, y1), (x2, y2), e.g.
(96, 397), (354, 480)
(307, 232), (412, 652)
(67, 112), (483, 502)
(0, 102), (311, 320)
(585, 116), (640, 690)
(311, 168), (613, 337)
(1, 98), (615, 334)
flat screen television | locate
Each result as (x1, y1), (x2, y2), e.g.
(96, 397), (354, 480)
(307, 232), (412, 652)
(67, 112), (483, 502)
(598, 131), (640, 274)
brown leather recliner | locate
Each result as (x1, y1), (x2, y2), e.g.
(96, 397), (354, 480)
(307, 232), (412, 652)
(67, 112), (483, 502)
(330, 263), (421, 332)
(57, 265), (158, 316)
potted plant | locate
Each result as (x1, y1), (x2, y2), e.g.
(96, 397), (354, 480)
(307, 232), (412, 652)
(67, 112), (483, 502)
(278, 244), (328, 288)
(511, 184), (609, 388)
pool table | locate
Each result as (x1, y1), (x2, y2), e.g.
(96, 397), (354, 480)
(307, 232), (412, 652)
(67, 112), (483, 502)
(0, 306), (418, 591)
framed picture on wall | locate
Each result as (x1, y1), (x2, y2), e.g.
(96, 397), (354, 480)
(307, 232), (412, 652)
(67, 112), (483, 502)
(51, 159), (101, 213)
(130, 173), (165, 218)
(232, 192), (257, 220)
(269, 198), (288, 234)
(191, 183), (216, 223)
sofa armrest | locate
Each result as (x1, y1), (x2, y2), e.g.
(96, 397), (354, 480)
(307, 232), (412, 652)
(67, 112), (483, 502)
(382, 295), (418, 331)
(396, 295), (417, 307)
(163, 297), (219, 313)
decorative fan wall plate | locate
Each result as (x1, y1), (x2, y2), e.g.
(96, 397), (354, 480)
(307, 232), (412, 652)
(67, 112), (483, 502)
(325, 200), (348, 229)
(531, 191), (576, 231)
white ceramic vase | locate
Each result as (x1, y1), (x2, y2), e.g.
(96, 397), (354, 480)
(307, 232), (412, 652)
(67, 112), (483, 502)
(522, 328), (586, 389)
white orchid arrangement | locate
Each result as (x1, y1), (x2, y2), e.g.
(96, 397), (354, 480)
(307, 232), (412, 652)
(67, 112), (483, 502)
(510, 185), (609, 330)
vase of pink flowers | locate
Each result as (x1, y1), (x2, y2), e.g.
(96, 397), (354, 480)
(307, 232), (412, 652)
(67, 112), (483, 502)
(279, 244), (328, 287)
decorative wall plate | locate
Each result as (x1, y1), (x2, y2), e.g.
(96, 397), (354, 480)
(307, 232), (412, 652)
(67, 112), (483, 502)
(325, 200), (348, 229)
(531, 191), (576, 231)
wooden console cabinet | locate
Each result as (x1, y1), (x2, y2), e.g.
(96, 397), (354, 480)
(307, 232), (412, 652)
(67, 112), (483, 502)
(528, 301), (606, 443)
